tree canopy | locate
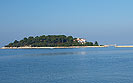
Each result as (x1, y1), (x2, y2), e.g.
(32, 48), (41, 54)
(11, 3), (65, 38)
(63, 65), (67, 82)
(5, 35), (99, 47)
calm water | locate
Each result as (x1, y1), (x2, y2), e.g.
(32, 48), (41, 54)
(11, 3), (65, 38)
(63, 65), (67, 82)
(0, 47), (133, 83)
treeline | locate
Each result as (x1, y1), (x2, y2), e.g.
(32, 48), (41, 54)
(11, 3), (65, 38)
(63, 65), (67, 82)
(5, 35), (99, 47)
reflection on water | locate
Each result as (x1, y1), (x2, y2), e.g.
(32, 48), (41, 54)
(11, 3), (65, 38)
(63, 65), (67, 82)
(1, 48), (133, 83)
(27, 51), (88, 56)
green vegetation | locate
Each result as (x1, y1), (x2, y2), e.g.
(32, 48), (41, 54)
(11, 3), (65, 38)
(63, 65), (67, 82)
(5, 35), (99, 47)
(94, 41), (99, 46)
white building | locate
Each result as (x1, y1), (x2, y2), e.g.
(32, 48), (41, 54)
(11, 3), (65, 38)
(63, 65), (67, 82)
(76, 38), (86, 44)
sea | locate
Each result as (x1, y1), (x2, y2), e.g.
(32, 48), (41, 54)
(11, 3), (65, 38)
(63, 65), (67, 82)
(0, 47), (133, 83)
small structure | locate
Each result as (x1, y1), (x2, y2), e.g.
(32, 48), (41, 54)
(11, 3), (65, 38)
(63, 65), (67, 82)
(75, 38), (86, 44)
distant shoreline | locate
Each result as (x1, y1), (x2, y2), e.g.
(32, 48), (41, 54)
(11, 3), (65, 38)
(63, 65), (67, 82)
(1, 46), (133, 49)
(115, 46), (133, 48)
(0, 46), (107, 49)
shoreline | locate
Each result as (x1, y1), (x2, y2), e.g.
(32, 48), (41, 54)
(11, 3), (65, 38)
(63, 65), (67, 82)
(115, 46), (133, 48)
(1, 46), (133, 49)
(0, 46), (107, 49)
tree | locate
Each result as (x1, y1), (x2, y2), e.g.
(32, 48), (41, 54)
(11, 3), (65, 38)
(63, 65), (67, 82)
(24, 37), (27, 40)
(14, 40), (18, 43)
(94, 41), (99, 46)
(5, 35), (98, 47)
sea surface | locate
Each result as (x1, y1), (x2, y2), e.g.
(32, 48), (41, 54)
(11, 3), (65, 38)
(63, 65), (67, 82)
(0, 47), (133, 83)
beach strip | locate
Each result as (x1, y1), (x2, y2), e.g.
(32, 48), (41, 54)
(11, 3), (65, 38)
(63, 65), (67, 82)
(0, 46), (107, 49)
(115, 46), (133, 48)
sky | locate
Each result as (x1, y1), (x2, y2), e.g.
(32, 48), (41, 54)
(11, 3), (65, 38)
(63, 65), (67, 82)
(0, 0), (133, 47)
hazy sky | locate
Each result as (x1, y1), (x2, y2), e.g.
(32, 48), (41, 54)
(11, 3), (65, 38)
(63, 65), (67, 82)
(0, 0), (133, 47)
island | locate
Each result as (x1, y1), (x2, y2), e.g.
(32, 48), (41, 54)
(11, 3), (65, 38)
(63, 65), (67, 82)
(2, 35), (106, 49)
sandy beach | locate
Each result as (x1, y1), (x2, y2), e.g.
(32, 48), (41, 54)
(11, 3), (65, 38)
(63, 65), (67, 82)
(2, 45), (133, 49)
(115, 46), (133, 48)
(0, 46), (107, 49)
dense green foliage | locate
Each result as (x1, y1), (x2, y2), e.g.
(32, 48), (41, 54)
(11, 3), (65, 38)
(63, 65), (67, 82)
(94, 41), (99, 46)
(5, 35), (99, 47)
